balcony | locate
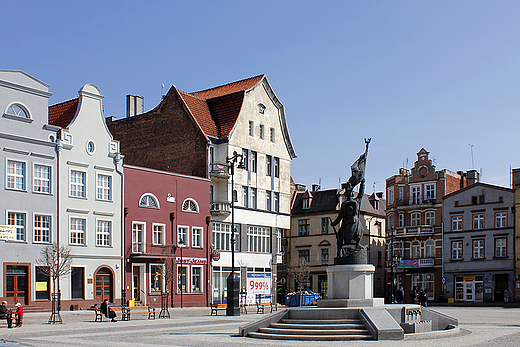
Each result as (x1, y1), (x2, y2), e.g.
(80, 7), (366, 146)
(394, 196), (437, 209)
(210, 201), (231, 216)
(395, 225), (434, 236)
(209, 163), (230, 179)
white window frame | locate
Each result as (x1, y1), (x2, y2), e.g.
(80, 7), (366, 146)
(251, 151), (257, 173)
(7, 210), (26, 241)
(248, 121), (253, 136)
(34, 214), (51, 243)
(177, 264), (189, 293)
(192, 226), (203, 248)
(451, 240), (463, 260)
(424, 239), (435, 258)
(250, 188), (257, 209)
(242, 186), (248, 208)
(178, 225), (189, 247)
(70, 217), (86, 245)
(495, 237), (507, 257)
(411, 212), (421, 227)
(33, 163), (51, 194)
(495, 212), (507, 228)
(425, 211), (435, 226)
(398, 213), (404, 227)
(411, 240), (421, 258)
(452, 215), (463, 231)
(472, 239), (485, 259)
(473, 214), (484, 229)
(247, 226), (270, 253)
(259, 124), (264, 139)
(182, 198), (199, 213)
(6, 103), (30, 119)
(274, 157), (280, 178)
(6, 159), (26, 191)
(411, 185), (421, 204)
(139, 193), (160, 209)
(152, 223), (165, 246)
(387, 187), (394, 205)
(425, 183), (435, 199)
(96, 219), (111, 247)
(398, 187), (404, 201)
(70, 169), (86, 198)
(273, 192), (280, 212)
(96, 174), (112, 201)
(132, 221), (145, 253)
(212, 222), (237, 251)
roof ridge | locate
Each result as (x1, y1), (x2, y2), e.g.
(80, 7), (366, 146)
(190, 74), (264, 98)
(49, 97), (79, 108)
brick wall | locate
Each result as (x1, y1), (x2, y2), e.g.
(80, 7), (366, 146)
(107, 91), (208, 178)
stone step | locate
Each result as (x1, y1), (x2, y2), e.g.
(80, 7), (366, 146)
(248, 332), (374, 341)
(259, 327), (371, 335)
(281, 318), (362, 324)
(271, 322), (367, 330)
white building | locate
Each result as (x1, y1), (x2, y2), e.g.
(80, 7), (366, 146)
(49, 84), (123, 306)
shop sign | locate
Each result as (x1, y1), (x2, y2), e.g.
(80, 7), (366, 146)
(175, 257), (207, 265)
(211, 250), (220, 261)
(0, 225), (16, 241)
(463, 275), (475, 281)
(247, 272), (271, 295)
(397, 259), (419, 268)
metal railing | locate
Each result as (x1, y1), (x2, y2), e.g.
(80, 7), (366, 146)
(210, 201), (231, 215)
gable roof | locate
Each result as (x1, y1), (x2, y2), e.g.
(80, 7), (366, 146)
(48, 98), (79, 129)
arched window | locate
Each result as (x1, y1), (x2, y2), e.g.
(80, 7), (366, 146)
(425, 239), (435, 258)
(411, 240), (421, 258)
(6, 104), (30, 118)
(411, 212), (421, 227)
(139, 193), (159, 209)
(182, 198), (199, 213)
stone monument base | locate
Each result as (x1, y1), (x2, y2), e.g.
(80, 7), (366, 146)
(317, 264), (378, 308)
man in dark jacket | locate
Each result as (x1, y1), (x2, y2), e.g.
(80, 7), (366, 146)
(395, 286), (404, 304)
(418, 288), (428, 307)
(0, 301), (12, 328)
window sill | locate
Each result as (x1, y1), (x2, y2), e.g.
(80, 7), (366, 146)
(5, 188), (27, 193)
(471, 257), (486, 261)
(3, 113), (33, 123)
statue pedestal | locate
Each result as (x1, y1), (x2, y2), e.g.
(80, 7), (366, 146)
(317, 264), (384, 308)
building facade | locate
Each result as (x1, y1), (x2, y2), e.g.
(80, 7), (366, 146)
(123, 165), (210, 308)
(385, 149), (472, 303)
(288, 186), (386, 301)
(0, 70), (57, 306)
(49, 84), (123, 307)
(107, 75), (296, 305)
(442, 183), (514, 303)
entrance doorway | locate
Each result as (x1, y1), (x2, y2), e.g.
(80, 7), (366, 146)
(133, 266), (141, 302)
(94, 268), (113, 302)
(495, 274), (509, 302)
(5, 265), (28, 305)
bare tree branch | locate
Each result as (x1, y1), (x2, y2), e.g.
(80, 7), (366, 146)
(36, 243), (73, 282)
(288, 257), (310, 294)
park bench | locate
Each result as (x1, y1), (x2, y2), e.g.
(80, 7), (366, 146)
(121, 306), (156, 321)
(94, 306), (125, 322)
(210, 303), (227, 316)
(256, 302), (277, 314)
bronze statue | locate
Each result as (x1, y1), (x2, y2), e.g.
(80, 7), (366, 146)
(331, 139), (370, 258)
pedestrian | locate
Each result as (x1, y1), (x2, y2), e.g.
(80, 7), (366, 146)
(418, 288), (428, 307)
(504, 288), (511, 303)
(411, 286), (418, 304)
(0, 301), (12, 328)
(395, 286), (404, 304)
(100, 299), (117, 322)
(13, 302), (23, 327)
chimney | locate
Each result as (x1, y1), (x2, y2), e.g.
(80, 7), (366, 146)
(295, 184), (306, 191)
(466, 170), (479, 186)
(126, 95), (144, 118)
(399, 168), (410, 176)
(312, 184), (320, 192)
(513, 168), (520, 187)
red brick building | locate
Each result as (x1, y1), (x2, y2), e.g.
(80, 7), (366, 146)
(384, 148), (473, 303)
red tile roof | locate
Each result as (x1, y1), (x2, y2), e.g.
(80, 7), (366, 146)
(177, 89), (219, 138)
(48, 98), (79, 129)
(191, 74), (264, 99)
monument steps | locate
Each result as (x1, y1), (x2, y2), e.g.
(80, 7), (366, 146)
(248, 316), (374, 341)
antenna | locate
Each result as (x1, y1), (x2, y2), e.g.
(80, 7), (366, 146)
(339, 177), (341, 188)
(469, 144), (474, 170)
(373, 182), (378, 193)
(161, 83), (165, 97)
(406, 157), (408, 169)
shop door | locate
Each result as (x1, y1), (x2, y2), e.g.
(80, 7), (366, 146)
(133, 266), (141, 302)
(95, 268), (113, 302)
(495, 274), (509, 302)
(464, 282), (475, 301)
(5, 266), (28, 305)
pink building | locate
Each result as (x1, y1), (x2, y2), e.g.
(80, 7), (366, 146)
(124, 165), (210, 308)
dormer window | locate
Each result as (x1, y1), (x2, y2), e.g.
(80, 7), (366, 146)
(258, 103), (266, 114)
(301, 191), (313, 209)
(302, 198), (309, 209)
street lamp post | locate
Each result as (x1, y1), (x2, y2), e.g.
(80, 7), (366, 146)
(226, 151), (244, 316)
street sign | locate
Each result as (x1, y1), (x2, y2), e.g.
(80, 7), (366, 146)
(441, 277), (446, 285)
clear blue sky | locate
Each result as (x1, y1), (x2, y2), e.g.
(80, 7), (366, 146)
(3, 1), (520, 194)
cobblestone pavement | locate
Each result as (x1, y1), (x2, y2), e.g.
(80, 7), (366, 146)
(1, 306), (520, 347)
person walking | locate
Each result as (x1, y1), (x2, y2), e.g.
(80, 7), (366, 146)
(395, 286), (404, 304)
(418, 288), (428, 307)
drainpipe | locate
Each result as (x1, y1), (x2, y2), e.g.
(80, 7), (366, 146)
(115, 153), (124, 305)
(206, 216), (211, 307)
(56, 137), (62, 310)
(170, 212), (175, 307)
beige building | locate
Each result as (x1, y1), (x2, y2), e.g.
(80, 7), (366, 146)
(287, 186), (386, 301)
